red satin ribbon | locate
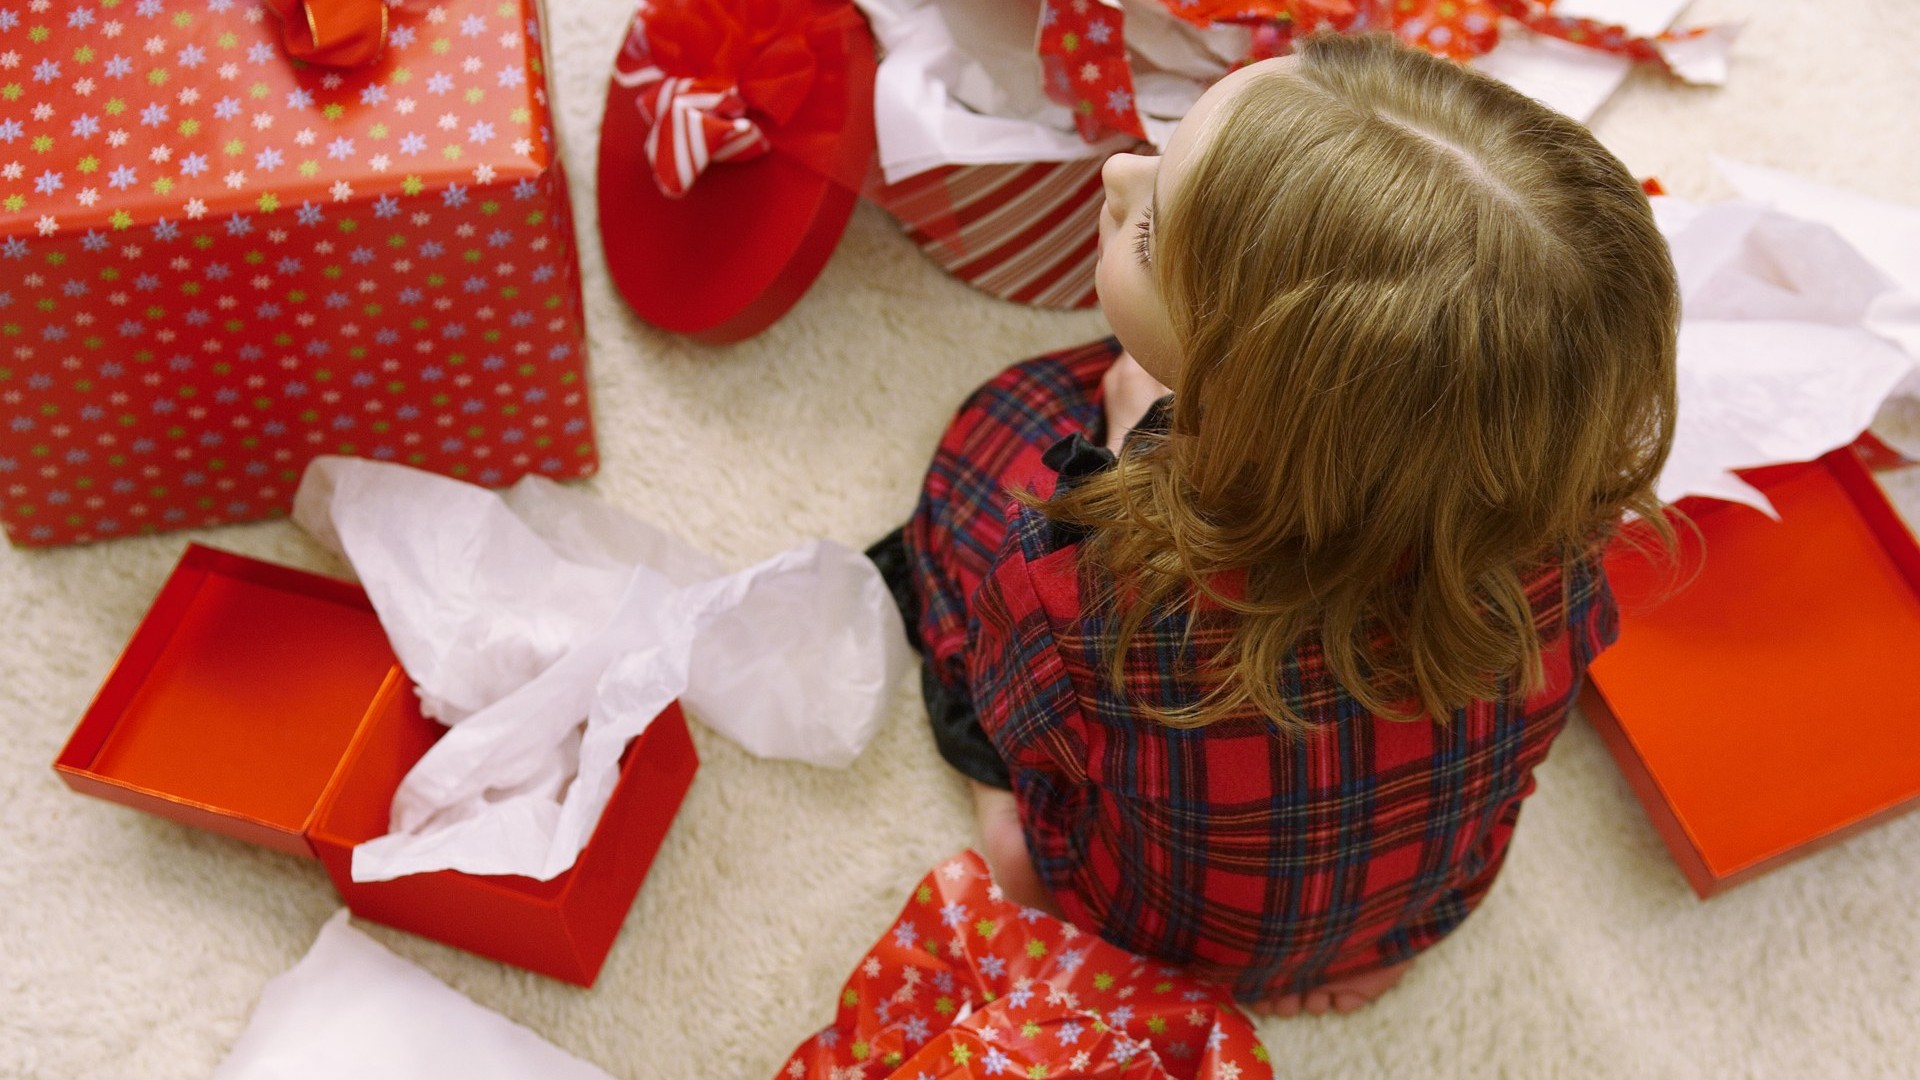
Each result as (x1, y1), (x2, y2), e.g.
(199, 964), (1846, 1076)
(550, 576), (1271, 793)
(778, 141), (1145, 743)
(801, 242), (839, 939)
(614, 29), (779, 199)
(261, 0), (390, 69)
(611, 0), (867, 199)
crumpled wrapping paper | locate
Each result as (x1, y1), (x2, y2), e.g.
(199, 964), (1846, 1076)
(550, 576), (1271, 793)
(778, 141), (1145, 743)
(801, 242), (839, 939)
(1652, 164), (1920, 513)
(777, 851), (1274, 1080)
(291, 457), (911, 882)
(853, 0), (1709, 184)
(214, 911), (616, 1080)
(1469, 0), (1713, 121)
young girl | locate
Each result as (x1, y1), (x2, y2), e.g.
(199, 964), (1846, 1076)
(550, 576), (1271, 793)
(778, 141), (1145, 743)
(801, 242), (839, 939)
(873, 32), (1677, 1016)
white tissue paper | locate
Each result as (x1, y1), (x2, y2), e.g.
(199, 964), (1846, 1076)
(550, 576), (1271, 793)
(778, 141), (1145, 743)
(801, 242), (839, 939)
(1650, 170), (1920, 514)
(1712, 157), (1920, 459)
(214, 911), (616, 1080)
(853, 0), (1137, 182)
(290, 457), (911, 883)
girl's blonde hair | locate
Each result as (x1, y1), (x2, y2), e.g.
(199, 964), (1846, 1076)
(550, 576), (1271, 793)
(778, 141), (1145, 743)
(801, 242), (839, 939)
(1048, 32), (1679, 731)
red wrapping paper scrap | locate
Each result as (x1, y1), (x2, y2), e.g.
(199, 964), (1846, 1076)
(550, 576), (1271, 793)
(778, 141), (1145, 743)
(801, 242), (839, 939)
(1039, 0), (1146, 142)
(776, 851), (1274, 1080)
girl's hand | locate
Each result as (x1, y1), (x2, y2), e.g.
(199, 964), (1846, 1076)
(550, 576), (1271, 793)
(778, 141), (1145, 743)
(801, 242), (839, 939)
(1102, 351), (1173, 453)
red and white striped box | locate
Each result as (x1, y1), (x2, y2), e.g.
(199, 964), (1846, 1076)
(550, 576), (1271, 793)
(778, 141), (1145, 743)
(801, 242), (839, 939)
(0, 0), (596, 547)
(868, 155), (1113, 311)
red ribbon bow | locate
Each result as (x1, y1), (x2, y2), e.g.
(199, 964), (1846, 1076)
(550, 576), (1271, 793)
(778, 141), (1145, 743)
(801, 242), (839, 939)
(261, 0), (390, 69)
(614, 32), (776, 199)
(611, 0), (840, 199)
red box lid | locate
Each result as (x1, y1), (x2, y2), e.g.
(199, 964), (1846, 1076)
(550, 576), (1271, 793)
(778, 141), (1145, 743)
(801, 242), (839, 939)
(0, 0), (557, 233)
(54, 545), (398, 858)
(1587, 446), (1920, 896)
(54, 543), (698, 984)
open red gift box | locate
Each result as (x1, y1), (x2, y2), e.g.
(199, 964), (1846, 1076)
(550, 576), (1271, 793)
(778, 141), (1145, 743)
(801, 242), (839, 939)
(53, 544), (698, 986)
(1584, 441), (1920, 897)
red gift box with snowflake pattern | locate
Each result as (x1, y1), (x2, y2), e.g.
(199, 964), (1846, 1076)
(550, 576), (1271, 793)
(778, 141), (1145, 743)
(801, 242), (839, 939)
(0, 0), (596, 547)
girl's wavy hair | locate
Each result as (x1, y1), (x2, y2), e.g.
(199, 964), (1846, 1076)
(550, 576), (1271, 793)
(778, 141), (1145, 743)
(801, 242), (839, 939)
(1046, 31), (1679, 731)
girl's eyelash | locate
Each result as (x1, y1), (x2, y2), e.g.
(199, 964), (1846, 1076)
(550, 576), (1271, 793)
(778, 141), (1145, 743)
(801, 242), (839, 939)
(1133, 208), (1153, 267)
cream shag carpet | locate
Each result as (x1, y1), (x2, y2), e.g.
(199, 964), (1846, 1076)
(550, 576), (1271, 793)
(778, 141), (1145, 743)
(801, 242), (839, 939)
(6, 1), (1920, 1077)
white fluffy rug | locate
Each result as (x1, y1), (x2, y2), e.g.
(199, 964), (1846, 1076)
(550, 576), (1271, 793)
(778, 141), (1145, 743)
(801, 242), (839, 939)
(7, 1), (1920, 1077)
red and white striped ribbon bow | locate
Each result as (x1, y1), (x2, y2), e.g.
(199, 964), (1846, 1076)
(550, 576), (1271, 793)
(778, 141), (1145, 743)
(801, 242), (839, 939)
(613, 28), (772, 199)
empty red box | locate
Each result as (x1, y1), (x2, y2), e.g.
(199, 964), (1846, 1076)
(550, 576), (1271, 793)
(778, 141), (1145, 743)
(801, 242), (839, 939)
(1584, 444), (1920, 897)
(54, 543), (697, 985)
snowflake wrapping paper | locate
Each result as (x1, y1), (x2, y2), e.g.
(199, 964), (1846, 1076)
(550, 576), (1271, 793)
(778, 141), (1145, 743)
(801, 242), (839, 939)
(0, 0), (596, 547)
(778, 851), (1274, 1080)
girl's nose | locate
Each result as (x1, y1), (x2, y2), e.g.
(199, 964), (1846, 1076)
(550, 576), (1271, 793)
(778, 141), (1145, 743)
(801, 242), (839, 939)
(1101, 152), (1155, 220)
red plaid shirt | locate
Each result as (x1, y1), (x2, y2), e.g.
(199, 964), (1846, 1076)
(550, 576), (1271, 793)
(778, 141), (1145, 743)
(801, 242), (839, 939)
(902, 339), (1616, 1000)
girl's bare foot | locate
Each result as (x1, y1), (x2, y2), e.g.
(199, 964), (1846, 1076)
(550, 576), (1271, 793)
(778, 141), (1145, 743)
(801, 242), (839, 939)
(1247, 958), (1416, 1018)
(968, 780), (1062, 918)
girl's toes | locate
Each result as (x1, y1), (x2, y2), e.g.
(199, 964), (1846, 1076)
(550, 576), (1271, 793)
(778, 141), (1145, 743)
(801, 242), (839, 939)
(1332, 990), (1369, 1013)
(1253, 993), (1301, 1018)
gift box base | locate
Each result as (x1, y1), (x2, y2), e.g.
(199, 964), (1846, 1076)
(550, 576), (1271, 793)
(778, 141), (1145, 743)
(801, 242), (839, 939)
(309, 683), (698, 987)
(1586, 447), (1920, 897)
(55, 544), (696, 984)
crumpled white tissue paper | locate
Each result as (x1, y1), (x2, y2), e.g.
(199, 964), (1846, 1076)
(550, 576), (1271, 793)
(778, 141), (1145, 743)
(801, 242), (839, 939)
(1711, 157), (1920, 459)
(1652, 170), (1920, 513)
(290, 457), (911, 883)
(851, 0), (1142, 182)
(213, 910), (616, 1080)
